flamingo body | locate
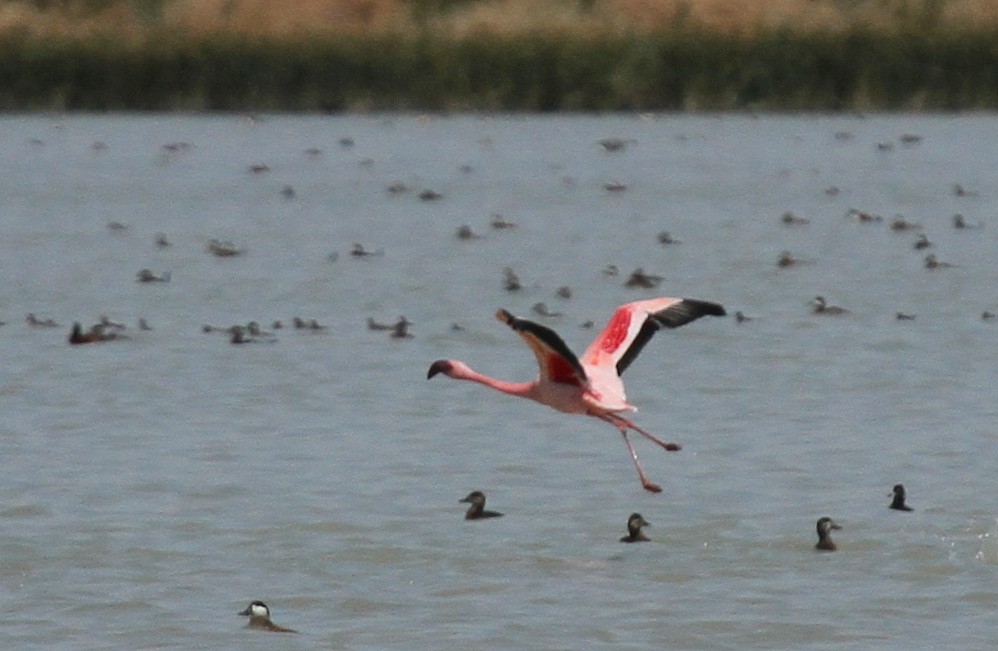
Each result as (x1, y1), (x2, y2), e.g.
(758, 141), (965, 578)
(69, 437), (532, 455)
(428, 297), (725, 492)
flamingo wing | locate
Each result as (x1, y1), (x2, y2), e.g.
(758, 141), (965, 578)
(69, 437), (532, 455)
(496, 309), (587, 386)
(583, 297), (726, 375)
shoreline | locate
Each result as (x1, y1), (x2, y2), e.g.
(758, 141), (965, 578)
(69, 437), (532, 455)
(2, 28), (996, 112)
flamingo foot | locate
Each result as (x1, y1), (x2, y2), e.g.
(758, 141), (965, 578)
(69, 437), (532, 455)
(643, 481), (663, 493)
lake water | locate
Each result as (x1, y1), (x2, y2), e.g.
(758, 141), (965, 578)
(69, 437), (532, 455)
(1, 112), (996, 649)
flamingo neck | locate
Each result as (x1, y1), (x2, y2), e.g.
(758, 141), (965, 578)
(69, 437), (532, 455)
(454, 365), (539, 400)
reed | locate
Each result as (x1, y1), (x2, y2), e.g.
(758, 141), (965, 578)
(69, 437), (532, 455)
(0, 0), (995, 111)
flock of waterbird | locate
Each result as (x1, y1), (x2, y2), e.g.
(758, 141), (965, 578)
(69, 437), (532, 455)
(17, 123), (988, 635)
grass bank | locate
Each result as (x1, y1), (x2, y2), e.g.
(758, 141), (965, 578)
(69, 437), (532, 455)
(0, 0), (995, 111)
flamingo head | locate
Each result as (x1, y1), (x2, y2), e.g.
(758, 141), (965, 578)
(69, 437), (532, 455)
(428, 359), (470, 379)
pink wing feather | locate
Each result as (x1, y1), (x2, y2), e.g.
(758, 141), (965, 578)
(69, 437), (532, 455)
(583, 297), (726, 375)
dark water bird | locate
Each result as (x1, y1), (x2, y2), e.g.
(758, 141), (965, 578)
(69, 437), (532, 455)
(418, 189), (442, 201)
(391, 317), (413, 339)
(503, 267), (521, 292)
(895, 312), (916, 321)
(291, 317), (325, 331)
(351, 243), (383, 257)
(68, 321), (122, 345)
(602, 264), (619, 277)
(847, 208), (882, 223)
(386, 182), (410, 195)
(624, 268), (662, 289)
(138, 318), (152, 331)
(735, 311), (752, 323)
(280, 184), (296, 200)
(603, 181), (628, 192)
(206, 238), (243, 257)
(620, 513), (651, 543)
(890, 484), (913, 511)
(238, 601), (297, 633)
(556, 286), (572, 299)
(427, 297), (726, 493)
(68, 322), (103, 344)
(890, 216), (920, 231)
(599, 137), (634, 152)
(136, 268), (170, 283)
(657, 231), (680, 245)
(781, 211), (809, 226)
(914, 234), (933, 250)
(952, 183), (978, 198)
(777, 251), (799, 268)
(951, 214), (981, 229)
(490, 214), (518, 229)
(460, 491), (503, 520)
(815, 517), (842, 551)
(532, 302), (561, 318)
(26, 313), (59, 327)
(106, 220), (127, 231)
(229, 326), (251, 344)
(247, 163), (270, 174)
(983, 311), (995, 321)
(811, 296), (849, 315)
(154, 233), (171, 248)
(924, 254), (955, 270)
(455, 225), (481, 240)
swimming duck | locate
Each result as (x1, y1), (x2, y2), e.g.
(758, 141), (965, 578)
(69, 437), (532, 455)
(26, 313), (59, 327)
(889, 484), (913, 511)
(351, 243), (383, 257)
(460, 491), (503, 520)
(68, 322), (115, 345)
(136, 268), (170, 283)
(69, 321), (104, 344)
(390, 317), (413, 339)
(238, 601), (297, 633)
(657, 231), (680, 245)
(619, 513), (651, 543)
(780, 211), (809, 226)
(503, 267), (521, 292)
(815, 517), (841, 551)
(811, 296), (849, 315)
(913, 234), (933, 250)
(890, 216), (920, 231)
(598, 137), (633, 153)
(777, 251), (799, 268)
(624, 267), (662, 289)
(455, 225), (481, 240)
(924, 254), (954, 270)
(531, 302), (561, 318)
(206, 239), (243, 257)
(490, 214), (518, 229)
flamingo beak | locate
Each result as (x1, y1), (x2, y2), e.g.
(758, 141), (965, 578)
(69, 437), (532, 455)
(427, 360), (451, 379)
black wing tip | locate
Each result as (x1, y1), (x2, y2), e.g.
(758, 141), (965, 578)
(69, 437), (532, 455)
(682, 298), (727, 317)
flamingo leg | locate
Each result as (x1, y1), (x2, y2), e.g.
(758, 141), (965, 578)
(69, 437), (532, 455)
(607, 414), (681, 452)
(619, 430), (663, 493)
(597, 413), (664, 493)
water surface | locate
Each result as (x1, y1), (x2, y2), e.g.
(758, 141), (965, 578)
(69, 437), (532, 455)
(1, 113), (996, 649)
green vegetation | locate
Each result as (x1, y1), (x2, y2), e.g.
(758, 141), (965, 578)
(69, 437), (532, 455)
(0, 27), (995, 111)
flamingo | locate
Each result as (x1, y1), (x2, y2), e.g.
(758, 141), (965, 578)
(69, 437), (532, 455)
(427, 297), (726, 493)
